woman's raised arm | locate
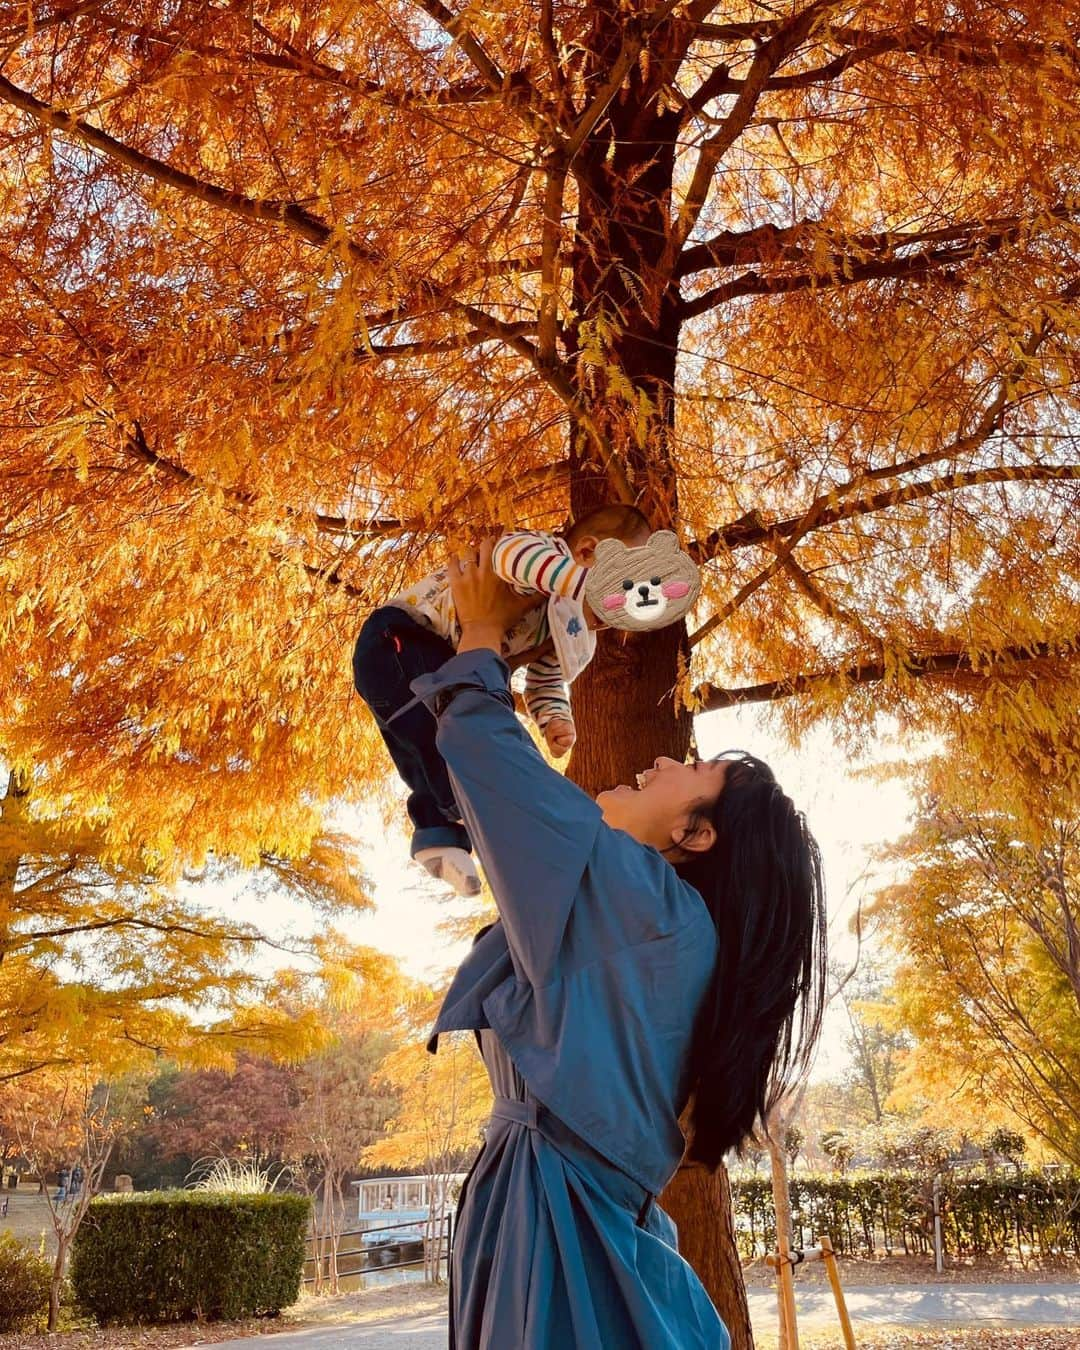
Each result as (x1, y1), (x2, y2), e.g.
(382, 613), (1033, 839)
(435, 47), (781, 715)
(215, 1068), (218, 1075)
(398, 543), (599, 984)
(411, 645), (602, 986)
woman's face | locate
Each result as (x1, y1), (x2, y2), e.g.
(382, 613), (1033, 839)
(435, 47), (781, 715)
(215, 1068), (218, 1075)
(596, 756), (729, 855)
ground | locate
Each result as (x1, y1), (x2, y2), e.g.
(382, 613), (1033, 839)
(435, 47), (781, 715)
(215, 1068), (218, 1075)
(3, 1193), (1077, 1348)
(741, 1252), (1080, 1288)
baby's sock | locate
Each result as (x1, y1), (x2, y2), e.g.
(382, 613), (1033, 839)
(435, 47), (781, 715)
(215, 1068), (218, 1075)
(415, 846), (482, 897)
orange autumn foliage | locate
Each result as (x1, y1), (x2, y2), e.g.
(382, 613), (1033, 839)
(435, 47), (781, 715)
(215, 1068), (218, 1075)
(0, 0), (1077, 860)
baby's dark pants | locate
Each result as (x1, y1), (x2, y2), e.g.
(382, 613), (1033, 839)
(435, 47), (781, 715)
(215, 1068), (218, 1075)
(352, 606), (471, 858)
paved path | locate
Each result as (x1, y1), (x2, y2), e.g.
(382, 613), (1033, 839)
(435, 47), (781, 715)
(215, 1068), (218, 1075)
(194, 1283), (1079, 1349)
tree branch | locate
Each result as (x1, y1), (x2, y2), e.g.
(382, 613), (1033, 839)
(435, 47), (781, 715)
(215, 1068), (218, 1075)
(7, 914), (265, 952)
(664, 0), (844, 274)
(677, 203), (1080, 280)
(688, 24), (1074, 111)
(679, 234), (1020, 321)
(694, 464), (1080, 561)
(408, 0), (507, 93)
(125, 421), (569, 546)
(778, 554), (883, 649)
(0, 74), (377, 266)
(407, 0), (554, 142)
(694, 636), (1079, 712)
(0, 75), (610, 480)
(49, 17), (505, 108)
(354, 323), (537, 363)
(687, 22), (1079, 106)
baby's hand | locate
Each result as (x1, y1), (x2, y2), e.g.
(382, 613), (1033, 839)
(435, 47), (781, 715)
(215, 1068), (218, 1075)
(544, 718), (576, 758)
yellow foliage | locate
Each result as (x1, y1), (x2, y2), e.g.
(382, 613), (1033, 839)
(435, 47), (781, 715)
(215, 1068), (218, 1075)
(868, 755), (1080, 1163)
(365, 1032), (492, 1176)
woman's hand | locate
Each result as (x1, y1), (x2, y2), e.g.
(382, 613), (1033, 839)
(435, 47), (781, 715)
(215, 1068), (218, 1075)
(449, 538), (538, 653)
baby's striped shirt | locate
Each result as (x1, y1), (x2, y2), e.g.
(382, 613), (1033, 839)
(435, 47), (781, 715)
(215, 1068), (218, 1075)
(492, 533), (588, 603)
(386, 531), (587, 729)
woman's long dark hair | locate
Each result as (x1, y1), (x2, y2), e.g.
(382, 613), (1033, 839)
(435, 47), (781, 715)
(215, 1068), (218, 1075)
(673, 753), (827, 1168)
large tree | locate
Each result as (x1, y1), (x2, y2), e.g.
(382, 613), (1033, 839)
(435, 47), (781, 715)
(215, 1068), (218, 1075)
(4, 0), (1080, 1331)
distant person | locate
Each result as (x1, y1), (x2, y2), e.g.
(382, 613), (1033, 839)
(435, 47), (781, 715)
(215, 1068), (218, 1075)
(54, 1166), (70, 1203)
(419, 542), (827, 1348)
(353, 506), (651, 896)
(70, 1163), (84, 1197)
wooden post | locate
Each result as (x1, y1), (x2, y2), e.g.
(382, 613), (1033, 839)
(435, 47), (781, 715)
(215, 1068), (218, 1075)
(819, 1235), (856, 1350)
(766, 1251), (800, 1350)
(777, 1253), (799, 1350)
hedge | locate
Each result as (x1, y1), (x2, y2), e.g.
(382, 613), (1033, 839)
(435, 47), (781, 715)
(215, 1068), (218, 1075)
(70, 1190), (311, 1324)
(731, 1170), (1080, 1261)
(0, 1232), (52, 1332)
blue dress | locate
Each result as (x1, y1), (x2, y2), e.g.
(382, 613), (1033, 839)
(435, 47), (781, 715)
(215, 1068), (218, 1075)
(410, 649), (730, 1350)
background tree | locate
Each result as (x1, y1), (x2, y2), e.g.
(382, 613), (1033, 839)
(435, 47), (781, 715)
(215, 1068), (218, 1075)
(5, 0), (1080, 1329)
(1, 1069), (143, 1330)
(365, 989), (492, 1282)
(819, 1129), (854, 1175)
(870, 758), (1080, 1164)
(835, 957), (909, 1125)
(143, 1055), (300, 1170)
(287, 1019), (400, 1294)
(1, 766), (375, 1085)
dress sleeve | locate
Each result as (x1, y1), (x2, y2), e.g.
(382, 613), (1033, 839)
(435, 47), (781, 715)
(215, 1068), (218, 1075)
(491, 532), (589, 602)
(410, 648), (602, 986)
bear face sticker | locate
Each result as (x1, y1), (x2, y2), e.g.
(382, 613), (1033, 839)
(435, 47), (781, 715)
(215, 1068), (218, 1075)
(584, 530), (701, 632)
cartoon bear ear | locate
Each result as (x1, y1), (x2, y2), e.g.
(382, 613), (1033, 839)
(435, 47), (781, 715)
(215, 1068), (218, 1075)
(592, 537), (627, 566)
(650, 529), (680, 554)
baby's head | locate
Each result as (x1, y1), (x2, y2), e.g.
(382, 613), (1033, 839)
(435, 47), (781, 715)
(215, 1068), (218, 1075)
(564, 503), (651, 568)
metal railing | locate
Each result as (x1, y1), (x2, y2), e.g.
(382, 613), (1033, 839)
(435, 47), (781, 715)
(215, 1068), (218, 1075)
(302, 1212), (451, 1283)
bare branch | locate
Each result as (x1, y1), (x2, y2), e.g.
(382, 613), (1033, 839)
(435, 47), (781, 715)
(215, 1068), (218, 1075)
(694, 636), (1080, 711)
(0, 74), (377, 266)
(694, 464), (1080, 561)
(678, 203), (1080, 280)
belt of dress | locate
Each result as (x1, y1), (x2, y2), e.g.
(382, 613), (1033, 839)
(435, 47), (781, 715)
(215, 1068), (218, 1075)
(488, 1095), (655, 1227)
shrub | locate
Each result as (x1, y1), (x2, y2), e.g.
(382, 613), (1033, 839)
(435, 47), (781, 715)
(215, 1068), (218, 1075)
(70, 1190), (311, 1324)
(730, 1168), (1080, 1260)
(0, 1232), (51, 1332)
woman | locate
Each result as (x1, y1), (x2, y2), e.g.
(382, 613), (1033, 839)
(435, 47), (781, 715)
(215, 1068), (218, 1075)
(411, 540), (827, 1349)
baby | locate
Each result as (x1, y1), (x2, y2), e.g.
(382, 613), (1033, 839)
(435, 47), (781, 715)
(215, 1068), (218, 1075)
(352, 504), (651, 896)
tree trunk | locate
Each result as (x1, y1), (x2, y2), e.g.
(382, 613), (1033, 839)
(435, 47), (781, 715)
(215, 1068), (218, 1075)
(662, 1164), (755, 1350)
(561, 9), (753, 1336)
(767, 1120), (797, 1350)
(48, 1236), (69, 1331)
